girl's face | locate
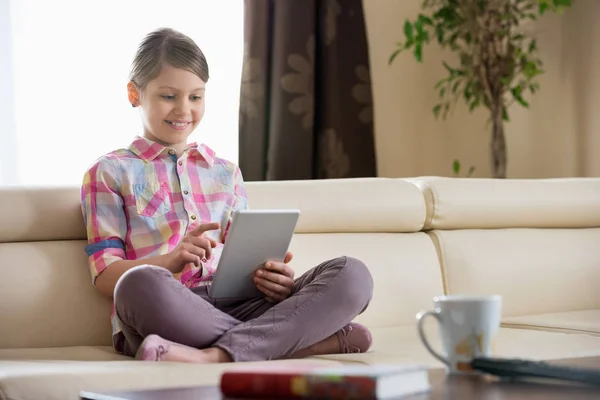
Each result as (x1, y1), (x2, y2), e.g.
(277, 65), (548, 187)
(138, 64), (206, 153)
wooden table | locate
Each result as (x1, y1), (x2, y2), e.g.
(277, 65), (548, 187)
(81, 356), (600, 399)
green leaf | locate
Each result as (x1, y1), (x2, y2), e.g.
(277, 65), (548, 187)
(433, 104), (442, 119)
(469, 97), (480, 111)
(418, 14), (434, 26)
(511, 86), (530, 107)
(529, 82), (540, 93)
(388, 48), (403, 65)
(448, 32), (460, 47)
(434, 6), (454, 21)
(414, 42), (423, 62)
(463, 81), (472, 101)
(404, 20), (414, 41)
(452, 80), (461, 93)
(442, 61), (455, 74)
(440, 87), (446, 97)
(539, 2), (549, 15)
(502, 106), (510, 121)
(453, 159), (461, 175)
(436, 25), (444, 43)
(528, 39), (537, 53)
(523, 61), (541, 79)
(434, 78), (448, 89)
(415, 18), (424, 38)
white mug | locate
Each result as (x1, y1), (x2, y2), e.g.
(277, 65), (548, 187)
(416, 295), (502, 374)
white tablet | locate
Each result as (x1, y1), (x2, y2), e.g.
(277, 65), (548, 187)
(208, 209), (300, 299)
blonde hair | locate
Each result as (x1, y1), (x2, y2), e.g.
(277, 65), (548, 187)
(129, 28), (209, 89)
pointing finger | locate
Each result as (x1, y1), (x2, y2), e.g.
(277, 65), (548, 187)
(191, 222), (220, 236)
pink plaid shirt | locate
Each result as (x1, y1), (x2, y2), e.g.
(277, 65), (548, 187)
(80, 136), (247, 352)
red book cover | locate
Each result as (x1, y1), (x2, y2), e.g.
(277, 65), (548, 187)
(221, 371), (376, 399)
(220, 363), (429, 399)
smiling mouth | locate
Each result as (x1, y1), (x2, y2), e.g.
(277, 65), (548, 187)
(166, 120), (192, 127)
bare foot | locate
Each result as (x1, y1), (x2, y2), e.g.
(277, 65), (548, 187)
(286, 323), (372, 359)
(136, 334), (233, 363)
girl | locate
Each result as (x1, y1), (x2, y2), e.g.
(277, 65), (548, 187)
(81, 27), (374, 363)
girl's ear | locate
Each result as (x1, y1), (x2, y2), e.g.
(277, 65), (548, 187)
(127, 81), (140, 107)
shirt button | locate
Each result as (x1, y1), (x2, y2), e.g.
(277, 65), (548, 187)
(191, 215), (197, 220)
(183, 190), (189, 195)
(168, 149), (176, 155)
(178, 161), (183, 166)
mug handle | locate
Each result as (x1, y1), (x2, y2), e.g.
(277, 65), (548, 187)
(416, 310), (450, 367)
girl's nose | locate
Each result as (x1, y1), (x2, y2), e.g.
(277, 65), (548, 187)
(174, 100), (190, 116)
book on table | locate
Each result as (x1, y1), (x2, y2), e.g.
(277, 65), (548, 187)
(219, 363), (430, 399)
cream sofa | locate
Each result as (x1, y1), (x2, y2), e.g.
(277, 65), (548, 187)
(1, 177), (599, 400)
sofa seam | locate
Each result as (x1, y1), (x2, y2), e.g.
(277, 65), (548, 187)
(425, 181), (436, 231)
(426, 230), (450, 295)
(501, 322), (600, 337)
(408, 180), (427, 232)
(411, 179), (437, 231)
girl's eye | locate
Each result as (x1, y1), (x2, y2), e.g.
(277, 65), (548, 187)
(191, 96), (202, 101)
(161, 95), (175, 100)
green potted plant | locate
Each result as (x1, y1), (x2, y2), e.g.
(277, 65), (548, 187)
(389, 0), (572, 178)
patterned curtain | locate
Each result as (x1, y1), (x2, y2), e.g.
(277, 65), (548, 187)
(239, 0), (377, 181)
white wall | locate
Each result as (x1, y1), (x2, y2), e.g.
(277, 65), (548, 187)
(0, 0), (17, 185)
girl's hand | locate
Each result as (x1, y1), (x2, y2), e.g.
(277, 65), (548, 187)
(164, 222), (220, 273)
(254, 252), (295, 303)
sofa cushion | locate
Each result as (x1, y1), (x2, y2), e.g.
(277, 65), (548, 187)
(0, 229), (444, 348)
(288, 232), (444, 327)
(314, 325), (600, 366)
(4, 325), (600, 400)
(502, 310), (600, 336)
(428, 229), (600, 317)
(0, 186), (85, 243)
(409, 177), (600, 230)
(0, 346), (126, 362)
(0, 178), (427, 245)
(0, 240), (112, 349)
(246, 178), (426, 233)
(0, 358), (341, 400)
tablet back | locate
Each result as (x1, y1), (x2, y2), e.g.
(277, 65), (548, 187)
(208, 209), (300, 299)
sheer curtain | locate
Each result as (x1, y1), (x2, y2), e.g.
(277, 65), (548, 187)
(2, 0), (243, 186)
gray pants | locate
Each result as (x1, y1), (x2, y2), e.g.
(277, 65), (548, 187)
(114, 256), (374, 361)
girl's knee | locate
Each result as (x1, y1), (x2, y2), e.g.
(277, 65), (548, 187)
(114, 264), (167, 305)
(326, 256), (374, 307)
(342, 257), (373, 289)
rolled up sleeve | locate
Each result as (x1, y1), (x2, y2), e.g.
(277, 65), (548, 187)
(81, 157), (127, 285)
